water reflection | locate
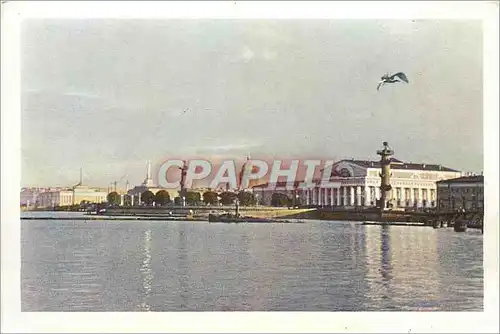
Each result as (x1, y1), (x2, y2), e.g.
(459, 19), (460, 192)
(389, 227), (441, 310)
(363, 225), (442, 310)
(138, 228), (153, 311)
(22, 220), (483, 312)
(379, 226), (393, 294)
(177, 224), (189, 310)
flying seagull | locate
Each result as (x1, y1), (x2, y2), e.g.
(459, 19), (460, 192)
(182, 108), (189, 114)
(377, 72), (409, 90)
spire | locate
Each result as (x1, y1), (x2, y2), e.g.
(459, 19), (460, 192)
(143, 160), (155, 187)
(239, 154), (253, 190)
(74, 167), (83, 188)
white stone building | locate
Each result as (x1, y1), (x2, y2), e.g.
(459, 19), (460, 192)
(37, 186), (107, 207)
(253, 158), (461, 209)
(34, 168), (107, 208)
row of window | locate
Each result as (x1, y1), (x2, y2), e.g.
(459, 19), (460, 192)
(439, 199), (484, 209)
(449, 187), (483, 193)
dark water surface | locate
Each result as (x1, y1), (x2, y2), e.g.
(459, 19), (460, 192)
(21, 216), (483, 311)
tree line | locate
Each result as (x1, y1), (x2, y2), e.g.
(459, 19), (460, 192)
(106, 190), (300, 207)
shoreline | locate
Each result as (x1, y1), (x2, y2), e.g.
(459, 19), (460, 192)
(20, 215), (483, 231)
(21, 216), (206, 222)
(20, 206), (483, 230)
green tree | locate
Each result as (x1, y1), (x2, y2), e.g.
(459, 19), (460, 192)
(174, 196), (182, 205)
(238, 191), (256, 206)
(203, 191), (218, 205)
(155, 190), (171, 206)
(185, 191), (201, 205)
(123, 194), (132, 206)
(219, 191), (237, 205)
(141, 190), (155, 206)
(271, 193), (291, 207)
(107, 192), (121, 206)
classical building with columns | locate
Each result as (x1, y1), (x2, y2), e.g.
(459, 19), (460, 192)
(35, 169), (107, 208)
(252, 158), (461, 209)
(37, 185), (107, 208)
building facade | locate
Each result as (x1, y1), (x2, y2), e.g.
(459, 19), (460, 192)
(20, 187), (64, 207)
(253, 158), (462, 209)
(436, 175), (484, 211)
(37, 186), (107, 207)
(72, 185), (108, 205)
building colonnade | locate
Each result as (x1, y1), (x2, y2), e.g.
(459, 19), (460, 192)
(300, 185), (436, 208)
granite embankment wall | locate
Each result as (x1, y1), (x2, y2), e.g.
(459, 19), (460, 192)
(318, 210), (421, 222)
(103, 206), (423, 222)
(104, 206), (317, 219)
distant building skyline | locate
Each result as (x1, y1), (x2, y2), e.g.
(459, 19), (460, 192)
(22, 153), (479, 191)
(21, 19), (483, 187)
(21, 146), (483, 189)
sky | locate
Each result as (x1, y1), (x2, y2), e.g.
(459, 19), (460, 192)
(21, 19), (483, 188)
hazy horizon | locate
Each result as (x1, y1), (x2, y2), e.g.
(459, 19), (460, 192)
(21, 19), (483, 188)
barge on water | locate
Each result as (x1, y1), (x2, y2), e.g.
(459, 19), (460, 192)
(208, 213), (302, 224)
(453, 219), (468, 232)
(208, 198), (304, 224)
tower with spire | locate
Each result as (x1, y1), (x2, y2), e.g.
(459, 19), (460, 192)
(74, 167), (83, 187)
(238, 155), (249, 190)
(126, 159), (175, 206)
(238, 154), (254, 191)
(142, 160), (156, 187)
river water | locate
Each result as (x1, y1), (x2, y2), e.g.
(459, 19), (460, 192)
(21, 214), (483, 311)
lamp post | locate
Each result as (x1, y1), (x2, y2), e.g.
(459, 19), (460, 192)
(182, 196), (186, 207)
(234, 198), (240, 217)
(255, 193), (259, 206)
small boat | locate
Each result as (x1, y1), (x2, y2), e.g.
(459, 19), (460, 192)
(454, 220), (468, 232)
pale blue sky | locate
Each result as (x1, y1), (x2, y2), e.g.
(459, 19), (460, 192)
(21, 19), (483, 187)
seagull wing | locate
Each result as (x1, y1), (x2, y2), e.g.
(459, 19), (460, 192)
(377, 81), (384, 91)
(390, 72), (409, 83)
